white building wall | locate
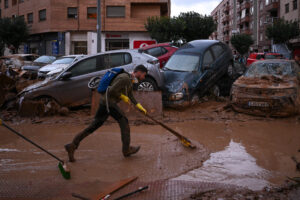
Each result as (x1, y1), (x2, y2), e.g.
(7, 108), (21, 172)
(65, 32), (71, 55)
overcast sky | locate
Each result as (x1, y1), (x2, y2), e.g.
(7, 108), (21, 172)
(171, 0), (222, 17)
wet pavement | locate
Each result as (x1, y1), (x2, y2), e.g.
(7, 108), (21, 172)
(1, 101), (300, 199)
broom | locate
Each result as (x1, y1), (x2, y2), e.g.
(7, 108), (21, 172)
(0, 119), (70, 180)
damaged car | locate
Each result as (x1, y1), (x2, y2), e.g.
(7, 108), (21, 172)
(18, 49), (163, 108)
(162, 40), (234, 107)
(230, 59), (300, 117)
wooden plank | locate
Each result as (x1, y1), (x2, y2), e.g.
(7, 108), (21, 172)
(94, 177), (138, 200)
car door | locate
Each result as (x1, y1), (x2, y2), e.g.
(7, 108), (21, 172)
(198, 49), (215, 93)
(107, 52), (133, 72)
(54, 55), (106, 106)
(211, 44), (227, 79)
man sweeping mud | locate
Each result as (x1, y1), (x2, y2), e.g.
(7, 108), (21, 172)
(65, 65), (148, 162)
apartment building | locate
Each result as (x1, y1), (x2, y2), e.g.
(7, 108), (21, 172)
(211, 0), (281, 52)
(0, 0), (170, 55)
(280, 0), (300, 55)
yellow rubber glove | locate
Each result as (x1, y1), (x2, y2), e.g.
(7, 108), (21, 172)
(136, 103), (147, 115)
(120, 94), (130, 104)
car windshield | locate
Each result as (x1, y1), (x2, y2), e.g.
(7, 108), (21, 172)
(164, 54), (200, 72)
(52, 57), (75, 64)
(245, 62), (295, 77)
(34, 56), (56, 64)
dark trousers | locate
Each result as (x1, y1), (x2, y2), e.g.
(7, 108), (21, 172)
(72, 103), (130, 152)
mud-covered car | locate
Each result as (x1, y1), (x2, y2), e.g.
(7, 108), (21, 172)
(162, 40), (234, 107)
(231, 59), (300, 117)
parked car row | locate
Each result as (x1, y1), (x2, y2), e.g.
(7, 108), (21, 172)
(15, 40), (300, 117)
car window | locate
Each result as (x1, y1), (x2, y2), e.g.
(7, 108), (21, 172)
(68, 56), (100, 77)
(109, 53), (125, 68)
(256, 54), (264, 60)
(53, 57), (74, 64)
(34, 56), (56, 64)
(203, 50), (214, 67)
(124, 53), (132, 64)
(146, 47), (162, 57)
(102, 53), (132, 69)
(211, 45), (224, 58)
(161, 47), (168, 55)
(164, 53), (200, 72)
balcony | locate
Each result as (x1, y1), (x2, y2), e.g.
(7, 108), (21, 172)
(223, 25), (230, 32)
(222, 16), (230, 23)
(224, 5), (230, 13)
(240, 1), (251, 10)
(240, 15), (250, 23)
(265, 1), (279, 12)
(241, 28), (252, 35)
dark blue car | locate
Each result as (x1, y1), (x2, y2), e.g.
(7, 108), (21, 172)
(162, 40), (233, 107)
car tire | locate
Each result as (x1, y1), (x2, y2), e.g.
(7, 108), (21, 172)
(137, 77), (158, 91)
(210, 84), (221, 97)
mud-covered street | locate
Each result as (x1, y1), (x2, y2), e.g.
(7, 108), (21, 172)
(1, 100), (300, 199)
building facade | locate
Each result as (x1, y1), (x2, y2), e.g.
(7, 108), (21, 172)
(211, 0), (282, 52)
(280, 0), (300, 55)
(0, 0), (170, 55)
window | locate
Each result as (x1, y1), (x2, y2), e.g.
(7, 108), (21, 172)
(106, 6), (125, 18)
(39, 9), (46, 21)
(5, 0), (8, 8)
(203, 50), (214, 67)
(19, 0), (24, 3)
(105, 39), (129, 51)
(293, 0), (298, 10)
(265, 0), (269, 5)
(73, 41), (87, 54)
(67, 7), (77, 19)
(146, 47), (163, 57)
(69, 57), (98, 77)
(260, 1), (263, 10)
(285, 3), (289, 13)
(87, 7), (96, 19)
(12, 0), (16, 6)
(211, 45), (224, 58)
(27, 13), (33, 24)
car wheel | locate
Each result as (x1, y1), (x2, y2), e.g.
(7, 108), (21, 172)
(137, 77), (158, 91)
(190, 94), (200, 105)
(211, 84), (220, 97)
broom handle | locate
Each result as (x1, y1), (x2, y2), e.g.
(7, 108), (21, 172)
(1, 120), (64, 163)
(133, 106), (190, 142)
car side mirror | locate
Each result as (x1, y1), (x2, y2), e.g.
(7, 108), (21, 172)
(60, 72), (72, 80)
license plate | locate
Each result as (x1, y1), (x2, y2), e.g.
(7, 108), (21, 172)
(248, 101), (269, 107)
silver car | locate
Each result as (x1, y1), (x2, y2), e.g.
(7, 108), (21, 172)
(38, 55), (86, 78)
(19, 49), (163, 107)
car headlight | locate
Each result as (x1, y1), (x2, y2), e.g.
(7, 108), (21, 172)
(170, 92), (184, 101)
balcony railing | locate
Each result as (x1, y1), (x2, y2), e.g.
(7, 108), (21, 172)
(240, 15), (250, 23)
(265, 0), (279, 12)
(222, 16), (230, 23)
(240, 1), (251, 10)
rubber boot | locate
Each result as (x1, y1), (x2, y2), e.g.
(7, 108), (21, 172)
(123, 146), (141, 157)
(65, 143), (76, 162)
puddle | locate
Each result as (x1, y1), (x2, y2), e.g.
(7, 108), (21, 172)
(173, 140), (271, 191)
(0, 148), (20, 152)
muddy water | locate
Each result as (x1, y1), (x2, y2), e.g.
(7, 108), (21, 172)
(170, 118), (300, 190)
(1, 104), (300, 198)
